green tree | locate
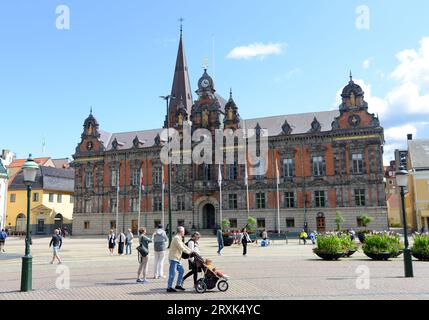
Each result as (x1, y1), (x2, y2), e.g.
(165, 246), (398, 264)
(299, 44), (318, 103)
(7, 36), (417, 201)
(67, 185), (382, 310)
(247, 216), (257, 232)
(335, 211), (345, 231)
(360, 214), (374, 229)
(221, 219), (231, 231)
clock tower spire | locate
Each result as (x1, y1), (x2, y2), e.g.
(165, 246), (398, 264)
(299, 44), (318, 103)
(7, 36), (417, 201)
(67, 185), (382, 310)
(164, 22), (193, 129)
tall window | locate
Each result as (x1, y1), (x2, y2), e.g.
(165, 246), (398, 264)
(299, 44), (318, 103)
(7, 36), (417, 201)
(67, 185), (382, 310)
(312, 156), (324, 177)
(110, 169), (117, 187)
(203, 164), (212, 181)
(85, 199), (92, 213)
(284, 192), (295, 208)
(85, 172), (93, 188)
(283, 158), (294, 178)
(109, 198), (116, 213)
(176, 166), (184, 183)
(153, 167), (162, 185)
(254, 158), (266, 180)
(177, 195), (185, 211)
(228, 164), (238, 180)
(228, 194), (238, 210)
(352, 153), (364, 174)
(131, 168), (140, 186)
(32, 193), (39, 202)
(315, 191), (326, 208)
(256, 192), (266, 209)
(355, 189), (366, 206)
(57, 194), (62, 203)
(131, 198), (139, 212)
(153, 196), (162, 212)
(10, 194), (16, 202)
(49, 193), (54, 202)
(257, 218), (266, 228)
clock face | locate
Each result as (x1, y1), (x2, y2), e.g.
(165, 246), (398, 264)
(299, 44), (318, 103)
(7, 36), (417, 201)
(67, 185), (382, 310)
(201, 79), (210, 88)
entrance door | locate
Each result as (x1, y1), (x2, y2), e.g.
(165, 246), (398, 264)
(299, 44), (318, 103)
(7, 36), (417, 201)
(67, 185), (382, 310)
(54, 214), (63, 230)
(16, 214), (26, 234)
(37, 219), (45, 234)
(203, 204), (216, 229)
(131, 220), (138, 234)
(316, 212), (326, 233)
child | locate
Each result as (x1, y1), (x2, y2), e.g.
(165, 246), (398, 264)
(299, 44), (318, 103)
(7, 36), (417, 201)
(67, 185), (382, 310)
(205, 258), (229, 279)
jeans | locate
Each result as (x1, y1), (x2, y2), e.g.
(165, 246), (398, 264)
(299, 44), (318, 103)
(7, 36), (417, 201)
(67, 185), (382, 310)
(217, 242), (224, 254)
(167, 260), (185, 289)
(126, 243), (132, 255)
(154, 251), (166, 278)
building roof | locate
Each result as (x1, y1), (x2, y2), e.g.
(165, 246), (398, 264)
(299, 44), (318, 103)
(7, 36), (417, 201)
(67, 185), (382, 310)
(95, 110), (340, 151)
(9, 166), (74, 192)
(52, 158), (70, 169)
(8, 157), (51, 169)
(408, 139), (429, 170)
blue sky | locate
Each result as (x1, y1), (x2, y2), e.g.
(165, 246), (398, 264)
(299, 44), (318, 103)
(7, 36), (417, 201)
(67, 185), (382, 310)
(0, 0), (428, 163)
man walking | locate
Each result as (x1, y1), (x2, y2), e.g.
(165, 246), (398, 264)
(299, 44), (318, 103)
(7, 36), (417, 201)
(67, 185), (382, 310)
(0, 229), (7, 253)
(167, 226), (193, 293)
(216, 227), (224, 255)
(49, 229), (63, 264)
(117, 231), (126, 255)
(125, 229), (134, 255)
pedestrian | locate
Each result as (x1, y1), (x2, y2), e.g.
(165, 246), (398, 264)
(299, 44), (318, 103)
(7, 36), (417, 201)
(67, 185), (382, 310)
(216, 227), (224, 255)
(63, 227), (68, 238)
(309, 231), (317, 245)
(167, 226), (193, 293)
(49, 229), (63, 264)
(153, 224), (168, 279)
(107, 230), (116, 255)
(240, 228), (251, 256)
(137, 227), (152, 284)
(299, 230), (308, 245)
(117, 230), (126, 255)
(125, 228), (134, 255)
(0, 229), (8, 253)
(183, 232), (201, 287)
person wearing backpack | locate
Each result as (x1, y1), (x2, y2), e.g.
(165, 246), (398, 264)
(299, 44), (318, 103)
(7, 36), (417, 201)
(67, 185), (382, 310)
(136, 227), (152, 284)
(182, 232), (201, 287)
(0, 229), (8, 253)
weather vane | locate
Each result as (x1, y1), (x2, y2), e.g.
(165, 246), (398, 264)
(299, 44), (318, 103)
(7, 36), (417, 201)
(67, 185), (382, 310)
(203, 56), (209, 70)
(179, 17), (184, 35)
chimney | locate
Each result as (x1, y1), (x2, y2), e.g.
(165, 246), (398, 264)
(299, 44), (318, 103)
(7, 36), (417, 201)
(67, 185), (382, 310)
(407, 134), (413, 141)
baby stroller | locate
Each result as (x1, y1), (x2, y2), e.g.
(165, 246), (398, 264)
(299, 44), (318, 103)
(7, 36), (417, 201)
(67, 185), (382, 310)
(192, 252), (229, 294)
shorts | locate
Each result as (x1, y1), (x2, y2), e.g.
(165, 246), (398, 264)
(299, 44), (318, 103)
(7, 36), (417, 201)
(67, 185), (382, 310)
(53, 246), (60, 255)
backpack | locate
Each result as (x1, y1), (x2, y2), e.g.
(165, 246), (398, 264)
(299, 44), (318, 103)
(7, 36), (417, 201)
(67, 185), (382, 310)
(181, 240), (192, 259)
(0, 232), (5, 240)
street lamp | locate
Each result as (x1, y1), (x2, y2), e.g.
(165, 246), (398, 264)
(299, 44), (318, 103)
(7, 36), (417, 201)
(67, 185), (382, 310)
(160, 95), (175, 246)
(21, 155), (39, 292)
(396, 169), (414, 278)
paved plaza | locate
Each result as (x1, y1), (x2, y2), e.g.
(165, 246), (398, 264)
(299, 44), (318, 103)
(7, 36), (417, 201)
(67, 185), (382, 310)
(0, 236), (429, 300)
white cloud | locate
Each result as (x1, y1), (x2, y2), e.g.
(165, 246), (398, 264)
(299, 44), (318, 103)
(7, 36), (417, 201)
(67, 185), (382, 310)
(363, 58), (372, 69)
(385, 124), (418, 142)
(227, 42), (284, 60)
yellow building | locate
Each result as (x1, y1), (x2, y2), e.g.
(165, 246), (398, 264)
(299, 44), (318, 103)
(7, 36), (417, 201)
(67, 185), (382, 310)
(6, 166), (74, 235)
(407, 139), (429, 232)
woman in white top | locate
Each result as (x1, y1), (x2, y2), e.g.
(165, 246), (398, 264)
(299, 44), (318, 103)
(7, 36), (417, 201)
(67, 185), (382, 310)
(182, 232), (201, 287)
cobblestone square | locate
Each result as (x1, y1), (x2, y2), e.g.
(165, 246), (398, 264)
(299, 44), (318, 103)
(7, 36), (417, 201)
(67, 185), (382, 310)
(1, 236), (429, 300)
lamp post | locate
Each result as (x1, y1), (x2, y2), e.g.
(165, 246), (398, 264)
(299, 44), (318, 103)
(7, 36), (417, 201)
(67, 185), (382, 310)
(396, 169), (414, 278)
(20, 155), (39, 292)
(160, 95), (175, 246)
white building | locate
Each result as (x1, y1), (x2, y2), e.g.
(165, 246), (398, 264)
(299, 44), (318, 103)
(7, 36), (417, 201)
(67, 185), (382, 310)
(0, 150), (14, 230)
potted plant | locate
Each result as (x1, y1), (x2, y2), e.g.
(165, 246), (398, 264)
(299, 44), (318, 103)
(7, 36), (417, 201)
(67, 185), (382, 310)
(412, 233), (429, 261)
(389, 233), (404, 258)
(363, 233), (402, 261)
(221, 219), (234, 247)
(246, 216), (258, 242)
(313, 234), (347, 260)
(357, 214), (374, 243)
(340, 234), (358, 257)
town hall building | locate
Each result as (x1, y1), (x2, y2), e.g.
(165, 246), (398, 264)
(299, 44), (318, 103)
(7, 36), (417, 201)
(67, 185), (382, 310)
(71, 30), (388, 235)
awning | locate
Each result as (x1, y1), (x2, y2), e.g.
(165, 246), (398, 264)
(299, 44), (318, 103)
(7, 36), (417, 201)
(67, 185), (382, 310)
(419, 210), (429, 218)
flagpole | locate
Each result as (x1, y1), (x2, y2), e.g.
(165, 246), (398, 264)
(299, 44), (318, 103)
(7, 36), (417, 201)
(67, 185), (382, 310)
(138, 168), (142, 229)
(162, 166), (165, 227)
(218, 164), (223, 227)
(243, 121), (250, 219)
(115, 166), (120, 234)
(276, 159), (281, 235)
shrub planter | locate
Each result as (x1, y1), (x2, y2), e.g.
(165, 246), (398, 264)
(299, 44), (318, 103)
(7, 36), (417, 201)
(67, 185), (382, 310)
(313, 249), (345, 261)
(223, 236), (234, 247)
(392, 250), (403, 258)
(364, 252), (393, 261)
(345, 249), (357, 258)
(412, 252), (429, 261)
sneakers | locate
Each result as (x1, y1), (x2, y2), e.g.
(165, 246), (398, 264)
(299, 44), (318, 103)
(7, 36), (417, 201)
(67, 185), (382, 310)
(137, 279), (144, 283)
(167, 288), (177, 293)
(175, 286), (186, 291)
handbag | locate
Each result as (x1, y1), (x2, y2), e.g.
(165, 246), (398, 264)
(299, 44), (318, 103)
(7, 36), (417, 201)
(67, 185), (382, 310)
(136, 245), (149, 257)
